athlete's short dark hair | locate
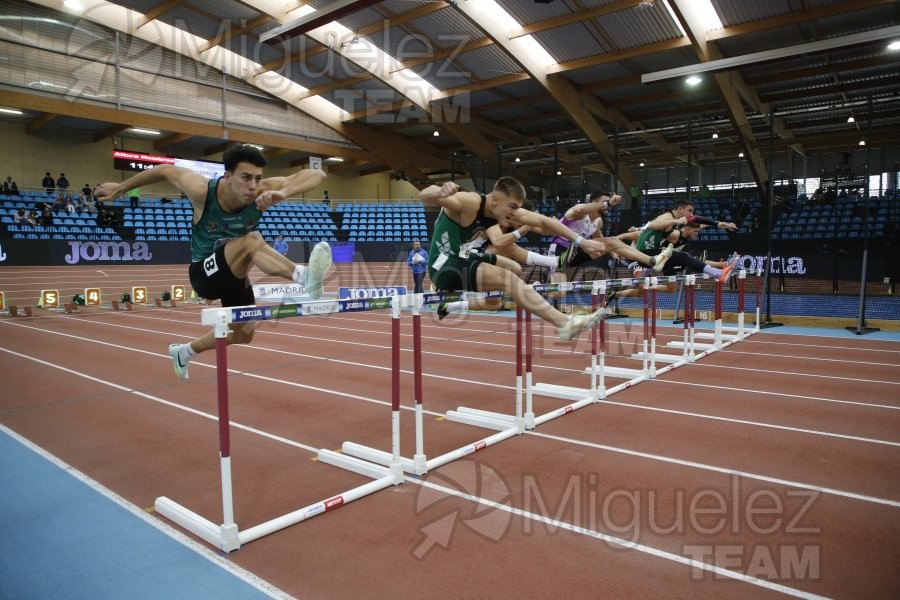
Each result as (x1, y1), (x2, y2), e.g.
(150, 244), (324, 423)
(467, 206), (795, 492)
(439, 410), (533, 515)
(223, 145), (267, 172)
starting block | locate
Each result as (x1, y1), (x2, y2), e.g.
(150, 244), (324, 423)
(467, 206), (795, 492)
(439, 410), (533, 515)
(109, 300), (132, 311)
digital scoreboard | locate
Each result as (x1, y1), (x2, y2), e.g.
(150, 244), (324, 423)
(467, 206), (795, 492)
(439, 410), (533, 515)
(113, 150), (225, 179)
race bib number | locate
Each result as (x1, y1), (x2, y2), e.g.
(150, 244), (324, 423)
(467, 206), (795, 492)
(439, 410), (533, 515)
(203, 254), (219, 276)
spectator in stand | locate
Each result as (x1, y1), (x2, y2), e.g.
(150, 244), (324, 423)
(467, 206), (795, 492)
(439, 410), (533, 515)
(3, 176), (20, 197)
(57, 173), (69, 191)
(53, 193), (66, 211)
(85, 196), (97, 213)
(128, 186), (141, 209)
(13, 207), (27, 225)
(273, 234), (289, 256)
(64, 194), (75, 213)
(82, 183), (92, 199)
(26, 209), (37, 227)
(39, 205), (53, 227)
(42, 172), (55, 194)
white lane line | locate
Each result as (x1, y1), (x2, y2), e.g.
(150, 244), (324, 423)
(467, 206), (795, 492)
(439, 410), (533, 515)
(413, 477), (829, 600)
(592, 398), (900, 447)
(0, 350), (835, 599)
(5, 319), (898, 449)
(693, 363), (900, 386)
(650, 379), (900, 411)
(721, 349), (900, 367)
(0, 319), (515, 391)
(737, 339), (900, 354)
(0, 434), (293, 598)
(528, 430), (900, 509)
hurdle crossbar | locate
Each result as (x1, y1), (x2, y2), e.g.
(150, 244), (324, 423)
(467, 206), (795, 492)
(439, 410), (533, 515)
(154, 296), (405, 552)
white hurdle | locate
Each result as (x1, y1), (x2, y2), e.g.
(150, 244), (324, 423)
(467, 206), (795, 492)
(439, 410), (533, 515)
(339, 290), (523, 475)
(154, 297), (404, 552)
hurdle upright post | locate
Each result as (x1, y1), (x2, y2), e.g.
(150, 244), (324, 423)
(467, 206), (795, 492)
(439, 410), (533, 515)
(687, 275), (697, 362)
(524, 309), (535, 429)
(515, 306), (524, 426)
(648, 278), (658, 378)
(411, 293), (426, 473)
(213, 310), (240, 551)
(714, 278), (724, 350)
(589, 281), (601, 401)
(737, 270), (747, 339)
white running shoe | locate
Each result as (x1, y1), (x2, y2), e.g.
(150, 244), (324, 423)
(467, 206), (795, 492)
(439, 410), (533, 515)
(305, 241), (332, 300)
(557, 308), (604, 341)
(168, 343), (190, 381)
(652, 243), (674, 272)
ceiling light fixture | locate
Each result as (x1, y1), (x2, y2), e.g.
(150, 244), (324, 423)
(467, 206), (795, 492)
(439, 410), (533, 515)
(128, 128), (161, 135)
(0, 107), (24, 115)
(327, 156), (344, 162)
(515, 156), (520, 163)
(556, 169), (562, 176)
(644, 26), (900, 83)
(859, 140), (866, 146)
(686, 76), (702, 86)
(712, 132), (719, 139)
(888, 40), (900, 50)
(847, 116), (855, 123)
(639, 162), (645, 167)
(433, 130), (439, 137)
(738, 152), (744, 158)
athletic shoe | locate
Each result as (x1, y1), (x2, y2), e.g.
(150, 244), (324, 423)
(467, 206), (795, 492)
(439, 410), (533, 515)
(557, 308), (604, 341)
(436, 302), (449, 321)
(605, 286), (618, 304)
(697, 249), (708, 264)
(719, 254), (740, 284)
(305, 241), (332, 300)
(168, 343), (190, 381)
(651, 244), (674, 272)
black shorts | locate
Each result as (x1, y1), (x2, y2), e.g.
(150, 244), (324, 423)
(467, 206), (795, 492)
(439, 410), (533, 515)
(188, 243), (255, 307)
(429, 253), (493, 292)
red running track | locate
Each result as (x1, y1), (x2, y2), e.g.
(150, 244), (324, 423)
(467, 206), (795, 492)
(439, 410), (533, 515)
(1, 264), (899, 598)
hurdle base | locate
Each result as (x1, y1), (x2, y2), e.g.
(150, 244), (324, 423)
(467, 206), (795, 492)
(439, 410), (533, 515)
(581, 365), (644, 379)
(445, 407), (523, 432)
(532, 382), (592, 402)
(632, 351), (681, 364)
(317, 448), (401, 482)
(339, 442), (420, 475)
(154, 496), (240, 552)
(64, 303), (79, 314)
(24, 306), (32, 317)
(8, 305), (17, 317)
(667, 341), (716, 350)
